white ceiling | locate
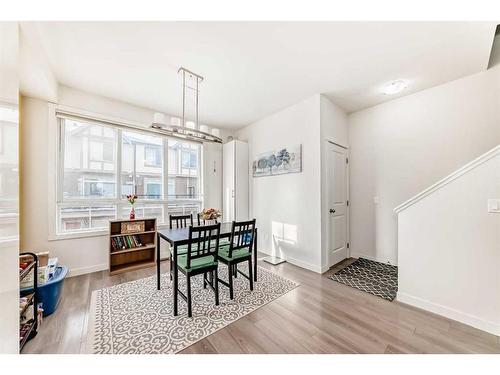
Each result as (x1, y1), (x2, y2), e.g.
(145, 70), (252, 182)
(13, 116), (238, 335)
(23, 22), (496, 129)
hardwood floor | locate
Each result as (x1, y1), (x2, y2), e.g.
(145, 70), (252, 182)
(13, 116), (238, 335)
(23, 256), (500, 354)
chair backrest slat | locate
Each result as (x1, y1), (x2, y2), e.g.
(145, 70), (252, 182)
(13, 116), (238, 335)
(228, 219), (256, 258)
(169, 213), (193, 229)
(187, 222), (221, 269)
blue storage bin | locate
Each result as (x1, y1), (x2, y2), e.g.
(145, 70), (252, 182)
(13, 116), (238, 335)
(21, 265), (68, 316)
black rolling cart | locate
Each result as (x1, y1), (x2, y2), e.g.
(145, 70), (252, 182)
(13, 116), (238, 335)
(19, 252), (38, 352)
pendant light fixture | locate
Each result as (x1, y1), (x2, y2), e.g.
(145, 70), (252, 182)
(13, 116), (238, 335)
(151, 67), (222, 143)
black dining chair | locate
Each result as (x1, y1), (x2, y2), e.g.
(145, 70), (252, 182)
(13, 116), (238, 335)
(175, 222), (221, 317)
(197, 213), (229, 247)
(170, 213), (193, 229)
(168, 214), (193, 280)
(217, 219), (256, 299)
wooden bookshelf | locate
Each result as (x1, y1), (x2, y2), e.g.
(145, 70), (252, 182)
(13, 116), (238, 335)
(109, 218), (157, 275)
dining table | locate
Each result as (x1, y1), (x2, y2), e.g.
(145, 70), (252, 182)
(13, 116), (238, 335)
(156, 222), (258, 315)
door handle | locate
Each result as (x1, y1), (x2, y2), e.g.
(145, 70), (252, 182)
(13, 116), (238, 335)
(330, 208), (336, 213)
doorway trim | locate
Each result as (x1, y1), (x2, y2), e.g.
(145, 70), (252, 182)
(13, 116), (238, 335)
(324, 139), (350, 270)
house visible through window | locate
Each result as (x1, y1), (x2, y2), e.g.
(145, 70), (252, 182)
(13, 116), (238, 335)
(56, 116), (203, 234)
(166, 139), (201, 215)
(0, 103), (19, 242)
(144, 145), (161, 167)
(62, 119), (117, 199)
(145, 182), (161, 199)
(167, 177), (175, 197)
(181, 148), (198, 169)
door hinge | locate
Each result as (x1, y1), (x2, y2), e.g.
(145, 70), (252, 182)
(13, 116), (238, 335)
(346, 157), (349, 164)
(347, 242), (350, 249)
(347, 200), (349, 206)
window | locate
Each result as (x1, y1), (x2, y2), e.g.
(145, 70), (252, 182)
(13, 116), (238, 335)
(168, 140), (201, 199)
(59, 205), (116, 233)
(56, 116), (203, 235)
(0, 104), (19, 242)
(121, 131), (163, 200)
(181, 149), (197, 169)
(144, 145), (161, 167)
(146, 182), (161, 198)
(167, 177), (175, 197)
(62, 119), (117, 199)
(84, 180), (115, 197)
(90, 140), (114, 162)
(167, 139), (202, 216)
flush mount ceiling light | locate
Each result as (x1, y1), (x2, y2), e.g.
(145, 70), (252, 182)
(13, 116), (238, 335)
(152, 67), (222, 144)
(381, 79), (409, 95)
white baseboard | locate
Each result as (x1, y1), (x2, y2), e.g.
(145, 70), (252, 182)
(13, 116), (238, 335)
(69, 251), (323, 278)
(256, 248), (271, 257)
(259, 248), (323, 274)
(397, 291), (500, 336)
(284, 256), (323, 274)
(68, 263), (108, 277)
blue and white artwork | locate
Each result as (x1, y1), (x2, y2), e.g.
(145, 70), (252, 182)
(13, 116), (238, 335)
(252, 144), (302, 177)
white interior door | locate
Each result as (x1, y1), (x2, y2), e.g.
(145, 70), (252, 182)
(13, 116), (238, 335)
(327, 142), (349, 267)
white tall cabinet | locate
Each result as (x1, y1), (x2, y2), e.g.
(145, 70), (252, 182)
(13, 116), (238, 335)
(223, 140), (249, 222)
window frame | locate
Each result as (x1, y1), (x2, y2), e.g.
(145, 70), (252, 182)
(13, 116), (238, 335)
(53, 111), (203, 239)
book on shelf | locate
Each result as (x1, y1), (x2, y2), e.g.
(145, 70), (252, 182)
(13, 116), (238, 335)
(111, 235), (144, 251)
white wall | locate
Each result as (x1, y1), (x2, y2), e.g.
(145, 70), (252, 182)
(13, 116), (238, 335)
(236, 94), (349, 273)
(0, 22), (20, 354)
(237, 95), (323, 272)
(320, 95), (348, 148)
(348, 65), (500, 264)
(19, 23), (58, 103)
(397, 148), (500, 335)
(319, 95), (349, 270)
(21, 87), (226, 276)
(21, 96), (111, 275)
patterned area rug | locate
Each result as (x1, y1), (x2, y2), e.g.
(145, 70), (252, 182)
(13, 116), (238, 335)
(87, 265), (298, 354)
(329, 258), (398, 301)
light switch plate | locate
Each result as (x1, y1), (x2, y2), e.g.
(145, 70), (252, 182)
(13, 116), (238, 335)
(487, 199), (500, 213)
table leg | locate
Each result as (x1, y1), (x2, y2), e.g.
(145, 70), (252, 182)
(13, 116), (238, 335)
(173, 244), (178, 316)
(156, 233), (161, 290)
(254, 228), (258, 281)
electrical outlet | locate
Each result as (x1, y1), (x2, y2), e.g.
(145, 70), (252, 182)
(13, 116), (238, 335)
(487, 199), (500, 213)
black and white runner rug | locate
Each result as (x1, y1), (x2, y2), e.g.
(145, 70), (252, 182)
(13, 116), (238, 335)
(329, 258), (398, 301)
